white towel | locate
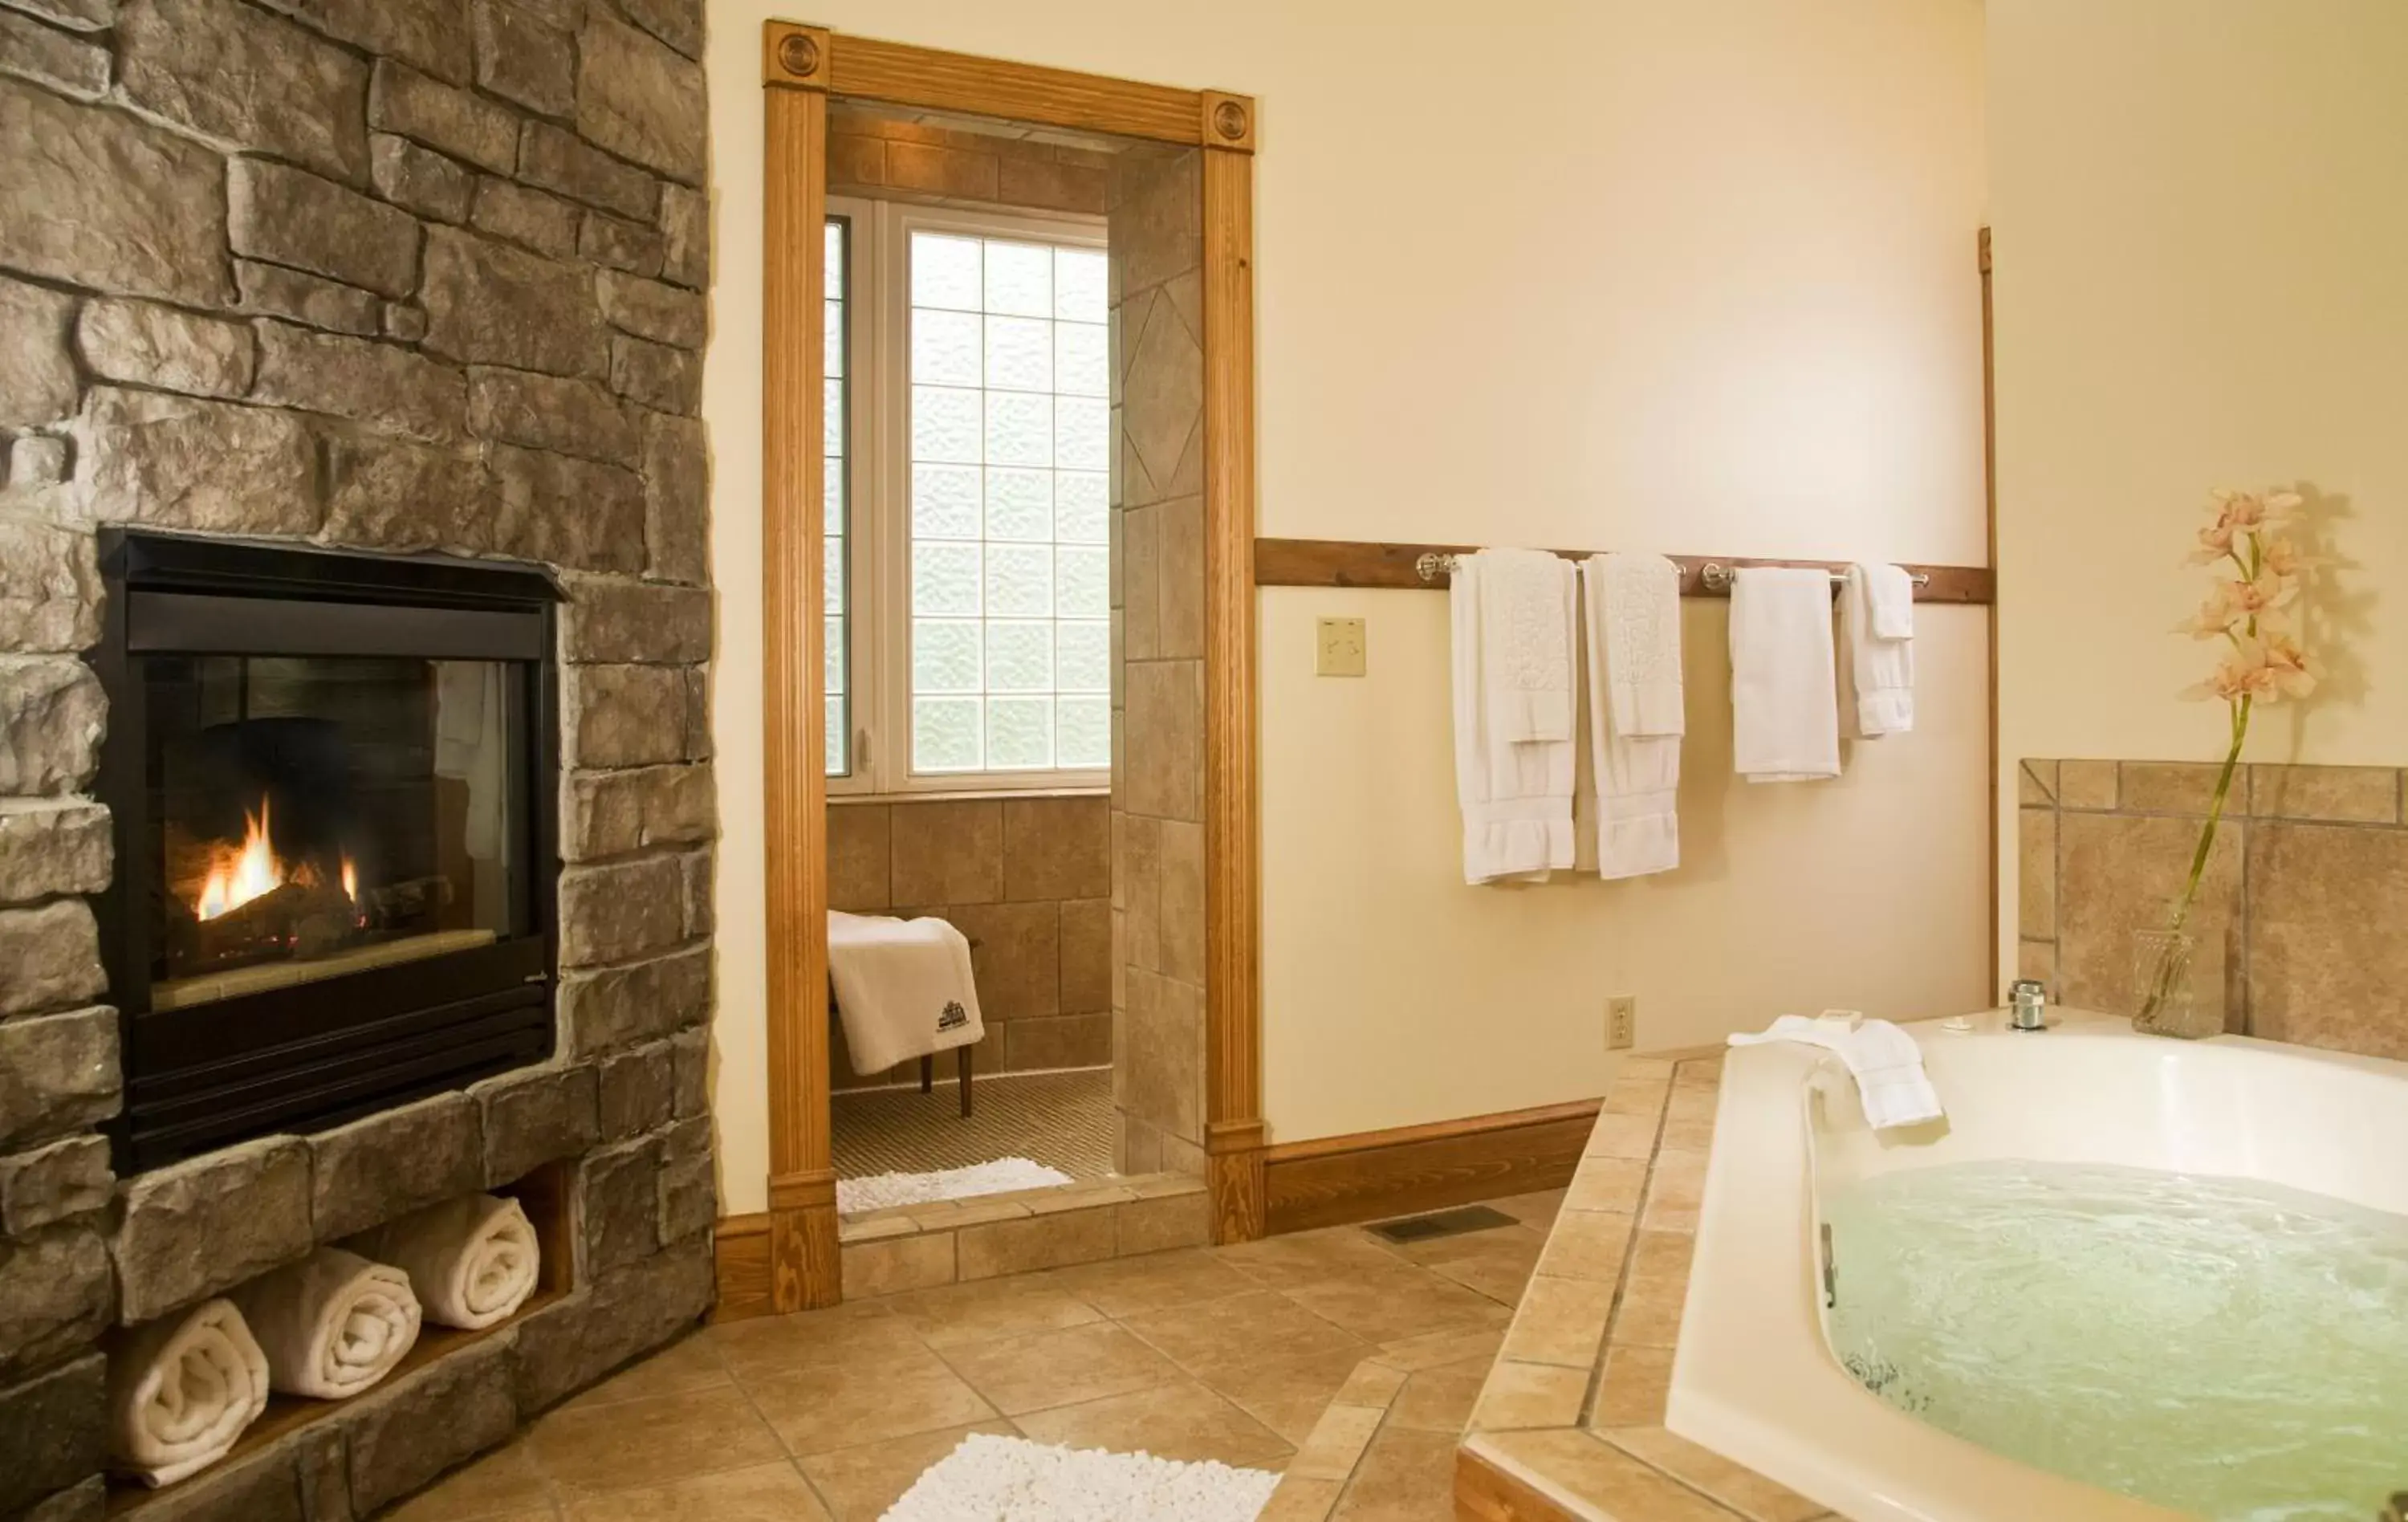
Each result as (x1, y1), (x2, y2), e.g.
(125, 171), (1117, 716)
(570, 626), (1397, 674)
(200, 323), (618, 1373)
(1841, 563), (1914, 737)
(108, 1299), (270, 1487)
(1581, 554), (1682, 879)
(828, 910), (985, 1075)
(1450, 551), (1578, 883)
(230, 1247), (421, 1399)
(1728, 1012), (1944, 1129)
(1474, 548), (1576, 743)
(349, 1194), (539, 1331)
(1729, 567), (1841, 782)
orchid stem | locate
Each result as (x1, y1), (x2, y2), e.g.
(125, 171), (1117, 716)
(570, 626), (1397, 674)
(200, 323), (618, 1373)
(2168, 697), (2248, 939)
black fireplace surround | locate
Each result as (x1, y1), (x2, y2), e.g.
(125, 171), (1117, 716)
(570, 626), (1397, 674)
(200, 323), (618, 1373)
(96, 533), (563, 1172)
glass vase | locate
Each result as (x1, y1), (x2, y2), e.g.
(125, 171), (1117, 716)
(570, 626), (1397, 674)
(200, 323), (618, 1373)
(2129, 924), (2206, 1038)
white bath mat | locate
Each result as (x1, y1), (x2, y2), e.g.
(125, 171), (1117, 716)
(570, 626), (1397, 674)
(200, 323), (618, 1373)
(837, 1158), (1073, 1215)
(881, 1432), (1280, 1522)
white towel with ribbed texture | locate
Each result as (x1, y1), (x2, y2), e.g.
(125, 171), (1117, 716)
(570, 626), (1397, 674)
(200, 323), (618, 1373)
(350, 1194), (539, 1331)
(1728, 1013), (1943, 1129)
(1581, 554), (1682, 878)
(108, 1299), (270, 1487)
(230, 1247), (421, 1398)
(828, 910), (985, 1074)
(1729, 567), (1841, 782)
(1474, 547), (1576, 743)
(1451, 551), (1578, 883)
(1842, 563), (1914, 737)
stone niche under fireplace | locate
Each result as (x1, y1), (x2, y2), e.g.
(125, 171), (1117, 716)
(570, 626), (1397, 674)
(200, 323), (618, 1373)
(0, 2), (718, 1517)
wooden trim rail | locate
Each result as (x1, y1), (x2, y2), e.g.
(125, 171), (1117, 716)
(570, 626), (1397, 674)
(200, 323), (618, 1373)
(1253, 537), (1994, 604)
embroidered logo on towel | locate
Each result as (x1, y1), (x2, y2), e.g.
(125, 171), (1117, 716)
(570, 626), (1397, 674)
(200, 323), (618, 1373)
(937, 1000), (968, 1031)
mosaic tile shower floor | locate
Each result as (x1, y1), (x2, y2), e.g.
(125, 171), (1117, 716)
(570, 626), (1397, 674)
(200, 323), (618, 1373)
(832, 1065), (1116, 1182)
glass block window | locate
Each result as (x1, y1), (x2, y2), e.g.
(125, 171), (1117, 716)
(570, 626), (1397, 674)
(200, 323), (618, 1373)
(905, 230), (1111, 775)
(823, 217), (849, 778)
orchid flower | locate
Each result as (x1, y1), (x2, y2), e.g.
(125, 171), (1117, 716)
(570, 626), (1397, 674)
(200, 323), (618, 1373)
(2175, 568), (2296, 639)
(2255, 630), (2320, 701)
(2185, 489), (2304, 564)
(2146, 486), (2321, 1036)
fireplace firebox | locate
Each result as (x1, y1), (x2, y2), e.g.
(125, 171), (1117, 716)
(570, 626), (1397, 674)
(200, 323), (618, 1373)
(96, 533), (562, 1172)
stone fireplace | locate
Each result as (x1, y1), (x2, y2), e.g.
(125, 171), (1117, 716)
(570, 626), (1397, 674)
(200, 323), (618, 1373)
(0, 2), (717, 1517)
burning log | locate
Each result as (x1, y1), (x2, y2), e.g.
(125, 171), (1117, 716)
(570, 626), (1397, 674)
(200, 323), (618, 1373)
(173, 878), (357, 967)
(361, 875), (453, 929)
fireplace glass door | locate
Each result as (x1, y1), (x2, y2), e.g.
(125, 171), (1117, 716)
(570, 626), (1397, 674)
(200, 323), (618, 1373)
(101, 532), (560, 1172)
(145, 653), (529, 1009)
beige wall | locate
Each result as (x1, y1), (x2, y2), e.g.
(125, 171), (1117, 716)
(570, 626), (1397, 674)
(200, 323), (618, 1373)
(1265, 596), (1992, 1139)
(1988, 0), (2408, 985)
(705, 0), (1991, 1207)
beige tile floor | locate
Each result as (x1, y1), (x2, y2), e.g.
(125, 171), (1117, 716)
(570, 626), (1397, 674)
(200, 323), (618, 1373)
(382, 1190), (1566, 1522)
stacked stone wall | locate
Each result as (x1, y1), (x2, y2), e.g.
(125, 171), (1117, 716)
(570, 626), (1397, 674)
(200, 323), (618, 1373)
(0, 2), (718, 1515)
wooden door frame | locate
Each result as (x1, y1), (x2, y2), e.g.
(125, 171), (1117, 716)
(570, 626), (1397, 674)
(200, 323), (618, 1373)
(759, 22), (1263, 1312)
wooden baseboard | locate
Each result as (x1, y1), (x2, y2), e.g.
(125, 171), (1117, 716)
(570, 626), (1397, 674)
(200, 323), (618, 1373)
(1263, 1097), (1601, 1235)
(710, 1212), (774, 1323)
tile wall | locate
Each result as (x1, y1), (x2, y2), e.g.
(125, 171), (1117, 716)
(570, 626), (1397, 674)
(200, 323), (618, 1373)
(1108, 145), (1210, 1175)
(827, 795), (1112, 1087)
(827, 102), (1110, 216)
(2018, 759), (2408, 1059)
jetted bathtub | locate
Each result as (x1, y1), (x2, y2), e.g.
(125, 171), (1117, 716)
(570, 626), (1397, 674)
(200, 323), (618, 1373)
(1670, 1008), (2408, 1522)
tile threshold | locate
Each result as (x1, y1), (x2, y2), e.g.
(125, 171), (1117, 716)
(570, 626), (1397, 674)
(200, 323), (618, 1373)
(837, 1171), (1212, 1298)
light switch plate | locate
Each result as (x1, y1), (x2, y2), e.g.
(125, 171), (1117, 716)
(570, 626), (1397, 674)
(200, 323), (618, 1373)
(1316, 617), (1367, 677)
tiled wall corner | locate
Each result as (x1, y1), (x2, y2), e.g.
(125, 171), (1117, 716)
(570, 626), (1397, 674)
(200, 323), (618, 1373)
(825, 796), (1112, 1089)
(2018, 758), (2408, 1060)
(1107, 144), (1208, 1176)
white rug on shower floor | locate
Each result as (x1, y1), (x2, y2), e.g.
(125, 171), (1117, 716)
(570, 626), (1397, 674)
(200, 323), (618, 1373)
(836, 1158), (1073, 1215)
(881, 1433), (1281, 1522)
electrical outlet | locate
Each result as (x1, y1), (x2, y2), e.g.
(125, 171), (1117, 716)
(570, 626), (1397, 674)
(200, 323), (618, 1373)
(1315, 617), (1367, 677)
(1607, 995), (1637, 1051)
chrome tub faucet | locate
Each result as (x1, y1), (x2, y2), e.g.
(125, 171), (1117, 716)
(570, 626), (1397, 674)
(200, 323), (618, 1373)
(2008, 979), (2048, 1032)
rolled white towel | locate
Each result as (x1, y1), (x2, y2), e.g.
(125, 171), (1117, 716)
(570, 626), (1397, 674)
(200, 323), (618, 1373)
(230, 1247), (421, 1399)
(350, 1194), (539, 1331)
(109, 1299), (270, 1487)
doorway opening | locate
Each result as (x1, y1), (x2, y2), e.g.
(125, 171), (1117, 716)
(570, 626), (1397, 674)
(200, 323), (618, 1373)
(815, 103), (1208, 1216)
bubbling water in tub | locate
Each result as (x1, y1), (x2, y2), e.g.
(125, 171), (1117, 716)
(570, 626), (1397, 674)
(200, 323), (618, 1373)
(1822, 1159), (2408, 1522)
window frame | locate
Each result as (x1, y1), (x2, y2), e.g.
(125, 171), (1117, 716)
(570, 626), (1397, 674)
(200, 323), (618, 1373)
(826, 194), (1113, 799)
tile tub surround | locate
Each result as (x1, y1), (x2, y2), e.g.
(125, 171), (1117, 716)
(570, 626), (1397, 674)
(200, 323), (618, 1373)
(1434, 1056), (1845, 1522)
(825, 796), (1112, 1085)
(1109, 144), (1211, 1177)
(0, 2), (715, 1515)
(407, 1189), (1557, 1520)
(2018, 759), (2408, 1058)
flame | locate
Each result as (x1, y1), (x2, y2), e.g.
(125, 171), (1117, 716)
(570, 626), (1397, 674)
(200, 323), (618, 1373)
(191, 798), (360, 922)
(196, 799), (284, 920)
